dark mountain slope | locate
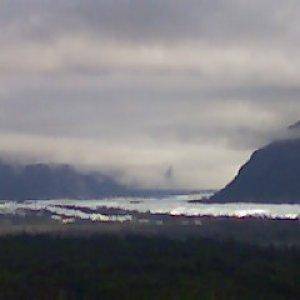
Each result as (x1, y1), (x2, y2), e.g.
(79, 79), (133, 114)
(211, 138), (300, 203)
(0, 162), (127, 200)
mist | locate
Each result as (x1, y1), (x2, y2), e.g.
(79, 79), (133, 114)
(1, 0), (300, 189)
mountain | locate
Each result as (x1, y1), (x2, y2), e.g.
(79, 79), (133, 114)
(0, 162), (128, 200)
(0, 161), (204, 200)
(211, 124), (300, 203)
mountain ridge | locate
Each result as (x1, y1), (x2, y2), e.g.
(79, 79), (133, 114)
(0, 160), (204, 200)
(211, 136), (300, 204)
(0, 161), (128, 200)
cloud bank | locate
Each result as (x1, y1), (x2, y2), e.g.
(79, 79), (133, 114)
(1, 0), (300, 188)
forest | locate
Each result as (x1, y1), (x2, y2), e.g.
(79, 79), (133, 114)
(0, 233), (298, 299)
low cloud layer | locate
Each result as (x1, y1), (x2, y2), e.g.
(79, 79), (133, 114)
(1, 0), (300, 188)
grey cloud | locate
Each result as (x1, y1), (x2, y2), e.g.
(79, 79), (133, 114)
(0, 1), (300, 188)
(1, 0), (296, 45)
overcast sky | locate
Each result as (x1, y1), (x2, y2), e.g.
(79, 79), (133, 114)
(0, 0), (300, 189)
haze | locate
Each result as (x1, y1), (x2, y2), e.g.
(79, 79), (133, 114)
(1, 0), (300, 189)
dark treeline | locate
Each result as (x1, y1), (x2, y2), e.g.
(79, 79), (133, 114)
(0, 234), (299, 299)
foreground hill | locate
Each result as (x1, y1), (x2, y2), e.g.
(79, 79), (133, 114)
(211, 138), (300, 203)
(0, 162), (128, 200)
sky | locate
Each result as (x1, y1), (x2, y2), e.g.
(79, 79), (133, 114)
(0, 0), (300, 189)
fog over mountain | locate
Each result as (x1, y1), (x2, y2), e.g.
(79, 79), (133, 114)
(1, 1), (300, 189)
(0, 160), (131, 200)
(0, 160), (205, 200)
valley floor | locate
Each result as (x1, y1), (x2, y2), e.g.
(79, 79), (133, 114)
(0, 212), (299, 247)
(0, 212), (299, 299)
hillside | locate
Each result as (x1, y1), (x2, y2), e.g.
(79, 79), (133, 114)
(211, 138), (300, 203)
(0, 162), (127, 200)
